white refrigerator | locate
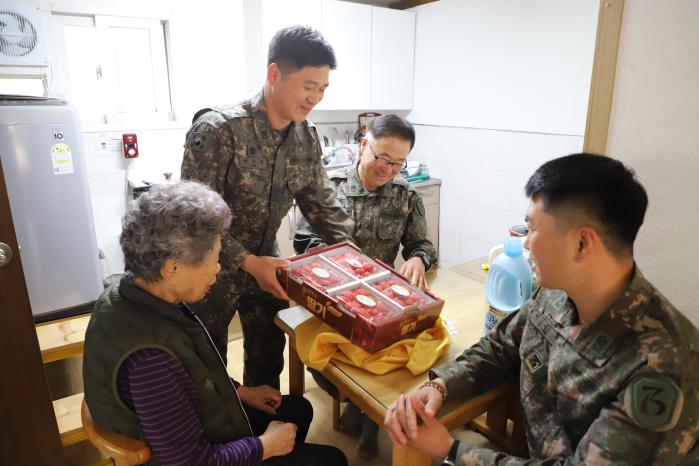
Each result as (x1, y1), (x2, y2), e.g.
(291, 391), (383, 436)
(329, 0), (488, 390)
(0, 96), (102, 322)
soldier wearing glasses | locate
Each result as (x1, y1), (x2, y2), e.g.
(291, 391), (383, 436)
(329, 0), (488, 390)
(293, 114), (438, 460)
(294, 114), (437, 290)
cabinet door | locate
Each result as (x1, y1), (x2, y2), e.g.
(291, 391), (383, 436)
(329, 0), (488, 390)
(425, 200), (439, 254)
(394, 185), (440, 271)
(245, 0), (322, 93)
(316, 0), (371, 110)
(370, 7), (415, 110)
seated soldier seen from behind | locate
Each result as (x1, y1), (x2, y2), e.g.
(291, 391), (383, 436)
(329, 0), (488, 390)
(384, 153), (699, 465)
(294, 113), (438, 460)
(83, 181), (347, 466)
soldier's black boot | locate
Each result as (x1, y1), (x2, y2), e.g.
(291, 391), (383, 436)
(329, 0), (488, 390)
(339, 400), (362, 435)
(356, 413), (379, 461)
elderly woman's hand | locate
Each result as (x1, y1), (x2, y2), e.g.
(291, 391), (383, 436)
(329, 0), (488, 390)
(238, 385), (282, 415)
(241, 255), (290, 300)
(399, 256), (428, 290)
(260, 420), (297, 459)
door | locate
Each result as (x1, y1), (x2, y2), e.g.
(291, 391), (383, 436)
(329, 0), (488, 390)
(0, 159), (66, 465)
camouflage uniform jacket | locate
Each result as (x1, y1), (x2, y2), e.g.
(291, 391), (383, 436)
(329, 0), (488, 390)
(181, 90), (354, 294)
(293, 164), (437, 269)
(431, 267), (699, 465)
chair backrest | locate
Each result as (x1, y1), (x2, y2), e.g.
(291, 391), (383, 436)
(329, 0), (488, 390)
(81, 399), (152, 466)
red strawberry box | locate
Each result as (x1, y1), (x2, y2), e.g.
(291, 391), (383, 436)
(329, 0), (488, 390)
(367, 275), (435, 310)
(324, 246), (380, 278)
(333, 284), (400, 325)
(278, 242), (444, 352)
(288, 256), (353, 291)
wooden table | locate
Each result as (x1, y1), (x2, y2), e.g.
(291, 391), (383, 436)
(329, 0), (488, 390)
(275, 260), (524, 466)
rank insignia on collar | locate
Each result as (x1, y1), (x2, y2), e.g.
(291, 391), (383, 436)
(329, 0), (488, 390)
(525, 352), (545, 374)
(591, 333), (613, 357)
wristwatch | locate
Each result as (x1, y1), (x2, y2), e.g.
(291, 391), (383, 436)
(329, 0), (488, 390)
(413, 251), (432, 270)
(440, 439), (460, 466)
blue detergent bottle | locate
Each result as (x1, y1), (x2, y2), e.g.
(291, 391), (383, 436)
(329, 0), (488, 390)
(483, 236), (533, 334)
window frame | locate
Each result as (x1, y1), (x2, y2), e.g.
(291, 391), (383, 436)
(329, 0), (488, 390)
(49, 10), (174, 127)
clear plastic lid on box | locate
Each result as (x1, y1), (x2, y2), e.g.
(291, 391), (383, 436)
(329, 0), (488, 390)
(288, 256), (354, 291)
(330, 282), (402, 325)
(322, 245), (383, 278)
(366, 273), (436, 310)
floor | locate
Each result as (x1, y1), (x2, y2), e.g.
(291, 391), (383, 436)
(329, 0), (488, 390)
(225, 337), (497, 466)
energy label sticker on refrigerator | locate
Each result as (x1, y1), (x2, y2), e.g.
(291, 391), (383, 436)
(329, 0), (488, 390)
(51, 143), (75, 175)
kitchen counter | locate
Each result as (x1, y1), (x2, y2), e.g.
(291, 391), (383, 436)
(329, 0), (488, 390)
(406, 176), (441, 189)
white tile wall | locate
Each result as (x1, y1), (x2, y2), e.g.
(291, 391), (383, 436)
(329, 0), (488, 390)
(410, 125), (584, 267)
(82, 127), (187, 274)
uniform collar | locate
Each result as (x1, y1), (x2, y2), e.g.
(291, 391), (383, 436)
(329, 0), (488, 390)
(348, 162), (392, 197)
(568, 265), (649, 366)
(119, 274), (195, 326)
(250, 89), (300, 148)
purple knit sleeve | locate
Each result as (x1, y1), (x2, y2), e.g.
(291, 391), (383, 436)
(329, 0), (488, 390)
(117, 348), (263, 466)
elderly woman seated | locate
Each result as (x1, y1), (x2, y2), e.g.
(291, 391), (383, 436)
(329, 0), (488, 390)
(83, 181), (347, 466)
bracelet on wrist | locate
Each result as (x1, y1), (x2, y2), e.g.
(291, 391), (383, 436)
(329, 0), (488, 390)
(420, 380), (447, 402)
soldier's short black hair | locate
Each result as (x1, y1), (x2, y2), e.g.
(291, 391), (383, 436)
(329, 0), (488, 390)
(525, 153), (648, 256)
(367, 114), (416, 150)
(267, 25), (337, 72)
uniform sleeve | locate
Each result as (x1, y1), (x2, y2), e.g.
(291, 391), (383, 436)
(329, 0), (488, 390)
(430, 298), (527, 401)
(293, 143), (354, 246)
(122, 348), (263, 466)
(452, 369), (698, 466)
(181, 120), (250, 270)
(400, 191), (438, 268)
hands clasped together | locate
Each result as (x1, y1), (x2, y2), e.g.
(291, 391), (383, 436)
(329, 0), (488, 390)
(383, 378), (455, 459)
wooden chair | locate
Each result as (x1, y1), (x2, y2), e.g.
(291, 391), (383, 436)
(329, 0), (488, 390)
(81, 399), (152, 466)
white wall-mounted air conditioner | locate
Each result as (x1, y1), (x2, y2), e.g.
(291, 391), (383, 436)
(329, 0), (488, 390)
(0, 4), (48, 75)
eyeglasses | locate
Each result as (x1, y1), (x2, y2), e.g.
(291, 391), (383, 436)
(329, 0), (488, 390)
(367, 143), (408, 170)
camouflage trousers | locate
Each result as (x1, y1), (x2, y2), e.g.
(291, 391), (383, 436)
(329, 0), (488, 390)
(190, 278), (289, 390)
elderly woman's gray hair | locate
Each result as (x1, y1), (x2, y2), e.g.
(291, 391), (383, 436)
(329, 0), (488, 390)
(120, 181), (232, 282)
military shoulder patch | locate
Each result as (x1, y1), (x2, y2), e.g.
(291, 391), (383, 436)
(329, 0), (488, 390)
(624, 375), (684, 432)
(185, 131), (213, 154)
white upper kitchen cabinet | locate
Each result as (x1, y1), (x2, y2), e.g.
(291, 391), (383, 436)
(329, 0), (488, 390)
(244, 0), (415, 110)
(370, 7), (415, 110)
(244, 0), (322, 93)
(315, 0), (371, 110)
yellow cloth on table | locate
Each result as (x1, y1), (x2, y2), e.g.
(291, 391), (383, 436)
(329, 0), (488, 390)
(294, 317), (450, 376)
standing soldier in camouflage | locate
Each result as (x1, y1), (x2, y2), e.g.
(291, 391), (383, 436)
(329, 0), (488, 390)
(180, 26), (353, 390)
(294, 114), (437, 288)
(385, 154), (699, 465)
(294, 114), (438, 460)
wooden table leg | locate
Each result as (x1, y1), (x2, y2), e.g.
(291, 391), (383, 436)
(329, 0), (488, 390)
(392, 445), (431, 466)
(288, 340), (305, 396)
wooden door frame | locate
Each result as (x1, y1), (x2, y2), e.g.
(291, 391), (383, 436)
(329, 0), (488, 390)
(0, 159), (66, 465)
(584, 0), (625, 154)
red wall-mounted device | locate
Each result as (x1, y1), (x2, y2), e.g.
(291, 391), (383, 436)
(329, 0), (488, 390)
(122, 133), (139, 158)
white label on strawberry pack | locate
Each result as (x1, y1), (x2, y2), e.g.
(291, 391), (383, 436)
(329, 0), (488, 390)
(311, 267), (330, 279)
(391, 285), (410, 297)
(346, 258), (363, 268)
(356, 294), (376, 307)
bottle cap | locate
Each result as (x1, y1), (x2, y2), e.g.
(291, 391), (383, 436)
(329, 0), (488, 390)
(503, 236), (523, 257)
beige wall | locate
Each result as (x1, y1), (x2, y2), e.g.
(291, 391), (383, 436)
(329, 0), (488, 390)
(606, 1), (699, 325)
